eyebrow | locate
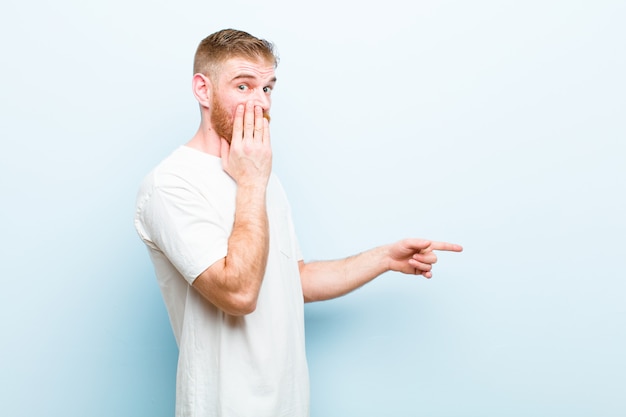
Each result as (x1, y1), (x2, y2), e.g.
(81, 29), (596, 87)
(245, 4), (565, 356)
(231, 73), (277, 84)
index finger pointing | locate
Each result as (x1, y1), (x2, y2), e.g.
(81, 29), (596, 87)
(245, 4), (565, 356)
(429, 241), (464, 252)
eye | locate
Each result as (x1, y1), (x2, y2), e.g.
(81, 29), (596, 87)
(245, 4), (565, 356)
(237, 84), (248, 91)
(263, 86), (273, 94)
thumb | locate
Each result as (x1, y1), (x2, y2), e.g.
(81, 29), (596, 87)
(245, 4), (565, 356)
(405, 238), (432, 252)
(220, 138), (231, 171)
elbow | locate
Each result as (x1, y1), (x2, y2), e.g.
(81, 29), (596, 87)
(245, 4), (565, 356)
(303, 295), (317, 304)
(193, 262), (263, 316)
(230, 301), (258, 316)
(223, 290), (259, 316)
(192, 277), (259, 316)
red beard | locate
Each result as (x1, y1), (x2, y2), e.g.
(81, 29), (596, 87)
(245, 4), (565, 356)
(210, 97), (271, 144)
(210, 96), (234, 143)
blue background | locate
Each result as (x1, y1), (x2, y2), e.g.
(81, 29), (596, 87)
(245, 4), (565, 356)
(1, 0), (625, 416)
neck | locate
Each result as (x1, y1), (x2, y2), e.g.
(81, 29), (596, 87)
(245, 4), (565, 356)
(186, 120), (223, 157)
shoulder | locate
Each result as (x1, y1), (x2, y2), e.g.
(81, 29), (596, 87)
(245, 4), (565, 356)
(134, 147), (233, 239)
(140, 146), (228, 193)
(136, 147), (229, 215)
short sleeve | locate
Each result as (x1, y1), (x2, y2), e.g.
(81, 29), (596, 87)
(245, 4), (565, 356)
(135, 178), (229, 284)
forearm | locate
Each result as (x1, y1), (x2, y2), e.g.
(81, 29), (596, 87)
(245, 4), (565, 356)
(300, 245), (391, 303)
(224, 184), (269, 292)
(193, 183), (269, 315)
(300, 238), (463, 303)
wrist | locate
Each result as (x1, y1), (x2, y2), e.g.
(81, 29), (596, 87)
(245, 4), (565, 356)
(236, 179), (269, 194)
(379, 244), (394, 273)
(235, 182), (268, 214)
(361, 245), (392, 275)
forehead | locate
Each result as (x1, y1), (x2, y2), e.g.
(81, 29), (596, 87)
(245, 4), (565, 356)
(217, 57), (276, 83)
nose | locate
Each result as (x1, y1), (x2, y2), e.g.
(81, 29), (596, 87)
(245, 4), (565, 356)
(253, 88), (271, 111)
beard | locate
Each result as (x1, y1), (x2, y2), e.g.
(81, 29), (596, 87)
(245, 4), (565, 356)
(210, 96), (234, 143)
(210, 96), (271, 144)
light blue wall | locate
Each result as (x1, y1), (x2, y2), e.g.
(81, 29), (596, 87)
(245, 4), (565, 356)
(1, 1), (624, 416)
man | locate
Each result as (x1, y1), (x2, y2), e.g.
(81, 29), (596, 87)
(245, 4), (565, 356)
(135, 28), (462, 417)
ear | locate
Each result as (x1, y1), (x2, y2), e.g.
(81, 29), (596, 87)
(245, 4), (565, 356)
(192, 73), (212, 108)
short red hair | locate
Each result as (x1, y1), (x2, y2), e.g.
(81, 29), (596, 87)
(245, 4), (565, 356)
(193, 29), (279, 80)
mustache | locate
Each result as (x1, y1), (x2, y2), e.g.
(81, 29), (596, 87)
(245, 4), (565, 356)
(263, 112), (271, 122)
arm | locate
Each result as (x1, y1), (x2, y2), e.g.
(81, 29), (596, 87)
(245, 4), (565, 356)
(299, 239), (463, 303)
(192, 102), (272, 316)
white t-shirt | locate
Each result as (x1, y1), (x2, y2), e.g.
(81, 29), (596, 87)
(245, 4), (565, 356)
(135, 146), (309, 417)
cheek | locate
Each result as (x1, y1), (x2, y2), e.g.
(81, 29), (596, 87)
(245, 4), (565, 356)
(225, 101), (243, 119)
(214, 92), (237, 111)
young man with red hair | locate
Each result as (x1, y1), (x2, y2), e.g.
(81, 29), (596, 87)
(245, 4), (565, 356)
(135, 28), (462, 417)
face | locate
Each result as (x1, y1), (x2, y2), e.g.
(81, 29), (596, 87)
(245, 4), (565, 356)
(209, 57), (276, 143)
